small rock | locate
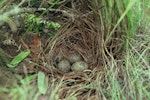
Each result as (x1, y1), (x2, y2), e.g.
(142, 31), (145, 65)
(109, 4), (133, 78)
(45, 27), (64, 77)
(66, 52), (82, 64)
(58, 59), (71, 72)
(71, 61), (88, 71)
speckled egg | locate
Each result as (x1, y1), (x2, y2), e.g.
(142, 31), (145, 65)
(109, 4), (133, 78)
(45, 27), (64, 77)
(71, 61), (88, 71)
(66, 52), (83, 64)
(58, 59), (71, 72)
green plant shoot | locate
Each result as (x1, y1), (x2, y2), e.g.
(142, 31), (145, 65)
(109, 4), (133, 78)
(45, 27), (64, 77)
(7, 49), (30, 68)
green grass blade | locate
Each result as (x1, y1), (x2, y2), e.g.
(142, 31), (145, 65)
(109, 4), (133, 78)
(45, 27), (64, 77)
(7, 49), (30, 68)
(105, 0), (138, 43)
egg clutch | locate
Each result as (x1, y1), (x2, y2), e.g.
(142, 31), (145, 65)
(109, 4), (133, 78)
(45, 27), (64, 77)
(56, 52), (88, 73)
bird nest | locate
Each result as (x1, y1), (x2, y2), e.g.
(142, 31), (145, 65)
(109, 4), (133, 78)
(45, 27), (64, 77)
(42, 16), (105, 73)
(37, 0), (124, 99)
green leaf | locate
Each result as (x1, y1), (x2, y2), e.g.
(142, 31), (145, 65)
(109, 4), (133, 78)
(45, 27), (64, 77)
(7, 49), (30, 68)
(37, 71), (49, 94)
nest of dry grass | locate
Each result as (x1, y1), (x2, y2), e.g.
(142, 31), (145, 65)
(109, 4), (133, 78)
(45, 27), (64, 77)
(44, 16), (104, 70)
(38, 0), (124, 99)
